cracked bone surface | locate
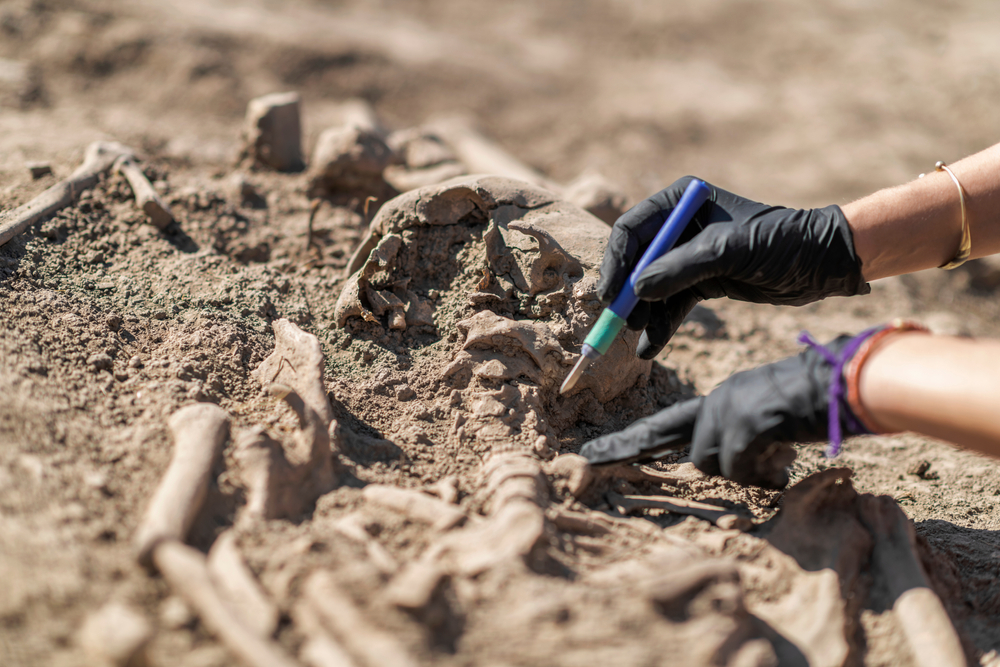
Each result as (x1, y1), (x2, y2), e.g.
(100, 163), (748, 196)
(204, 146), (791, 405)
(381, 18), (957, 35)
(335, 175), (651, 455)
(253, 318), (334, 427)
(238, 319), (341, 520)
(0, 141), (135, 247)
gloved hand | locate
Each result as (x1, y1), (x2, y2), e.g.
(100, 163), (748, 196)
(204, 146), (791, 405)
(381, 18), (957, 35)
(580, 334), (863, 489)
(597, 177), (871, 359)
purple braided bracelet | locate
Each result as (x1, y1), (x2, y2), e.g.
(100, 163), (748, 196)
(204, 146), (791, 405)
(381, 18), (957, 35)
(797, 327), (881, 457)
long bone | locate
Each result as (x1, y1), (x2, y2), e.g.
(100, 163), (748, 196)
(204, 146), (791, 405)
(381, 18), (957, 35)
(135, 404), (299, 667)
(134, 403), (230, 567)
(302, 570), (419, 667)
(608, 491), (752, 532)
(859, 495), (966, 667)
(237, 319), (341, 521)
(114, 154), (175, 230)
(233, 385), (338, 521)
(154, 541), (301, 667)
(207, 531), (280, 639)
(0, 141), (134, 247)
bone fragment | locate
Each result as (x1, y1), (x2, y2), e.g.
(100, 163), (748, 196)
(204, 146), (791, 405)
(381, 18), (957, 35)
(608, 492), (752, 531)
(114, 155), (174, 229)
(303, 570), (419, 667)
(545, 453), (594, 499)
(153, 541), (300, 667)
(549, 507), (611, 537)
(134, 403), (230, 568)
(384, 556), (446, 611)
(244, 92), (304, 172)
(308, 125), (395, 196)
(424, 115), (559, 192)
(597, 462), (706, 487)
(362, 484), (466, 531)
(0, 141), (134, 247)
(432, 454), (548, 576)
(269, 384), (333, 470)
(232, 384), (339, 521)
(328, 98), (386, 136)
(79, 601), (152, 667)
(301, 634), (359, 667)
(859, 495), (966, 667)
(253, 319), (333, 427)
(506, 220), (584, 295)
(331, 513), (398, 574)
(208, 531), (280, 639)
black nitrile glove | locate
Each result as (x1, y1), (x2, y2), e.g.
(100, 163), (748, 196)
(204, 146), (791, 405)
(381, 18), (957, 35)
(581, 335), (862, 489)
(597, 177), (871, 359)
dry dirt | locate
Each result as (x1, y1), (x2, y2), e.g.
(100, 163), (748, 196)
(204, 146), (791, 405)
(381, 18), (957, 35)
(3, 1), (1000, 666)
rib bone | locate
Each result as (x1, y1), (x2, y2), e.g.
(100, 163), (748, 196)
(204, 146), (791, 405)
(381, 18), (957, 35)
(153, 541), (300, 667)
(207, 531), (280, 639)
(362, 484), (466, 531)
(303, 570), (419, 667)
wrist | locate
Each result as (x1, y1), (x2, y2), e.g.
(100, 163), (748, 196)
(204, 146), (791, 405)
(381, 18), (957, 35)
(842, 171), (967, 281)
(845, 322), (931, 434)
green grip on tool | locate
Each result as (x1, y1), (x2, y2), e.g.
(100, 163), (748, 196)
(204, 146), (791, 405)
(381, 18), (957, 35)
(583, 309), (627, 355)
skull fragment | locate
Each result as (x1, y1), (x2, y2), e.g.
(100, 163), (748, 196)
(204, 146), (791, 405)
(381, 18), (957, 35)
(335, 175), (651, 452)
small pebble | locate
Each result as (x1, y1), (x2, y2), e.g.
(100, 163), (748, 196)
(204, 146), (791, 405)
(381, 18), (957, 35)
(106, 314), (122, 331)
(27, 161), (52, 179)
(906, 459), (935, 479)
(396, 385), (416, 401)
(84, 470), (109, 492)
(152, 310), (167, 320)
(128, 355), (142, 369)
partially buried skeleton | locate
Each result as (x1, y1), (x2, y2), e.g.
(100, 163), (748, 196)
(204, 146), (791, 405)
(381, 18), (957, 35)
(141, 176), (967, 667)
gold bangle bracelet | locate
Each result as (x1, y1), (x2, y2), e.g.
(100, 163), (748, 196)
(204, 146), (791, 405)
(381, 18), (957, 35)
(932, 161), (972, 270)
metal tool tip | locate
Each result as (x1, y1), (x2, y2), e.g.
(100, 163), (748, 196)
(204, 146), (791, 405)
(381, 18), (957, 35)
(559, 356), (591, 395)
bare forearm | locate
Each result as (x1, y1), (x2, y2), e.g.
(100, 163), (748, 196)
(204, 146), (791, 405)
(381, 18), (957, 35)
(843, 142), (1000, 281)
(860, 333), (1000, 456)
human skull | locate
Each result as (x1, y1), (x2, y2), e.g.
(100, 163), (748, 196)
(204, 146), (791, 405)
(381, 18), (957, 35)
(335, 175), (651, 453)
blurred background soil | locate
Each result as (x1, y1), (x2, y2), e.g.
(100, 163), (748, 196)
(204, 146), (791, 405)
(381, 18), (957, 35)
(3, 0), (1000, 665)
